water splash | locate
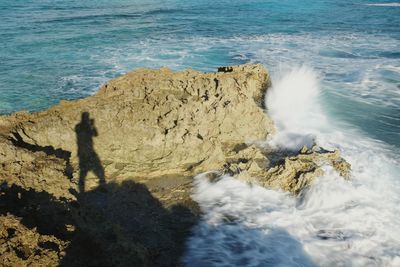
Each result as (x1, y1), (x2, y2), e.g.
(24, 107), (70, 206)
(266, 66), (326, 150)
(183, 67), (400, 267)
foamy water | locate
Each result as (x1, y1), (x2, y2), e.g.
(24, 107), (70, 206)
(183, 67), (400, 267)
(367, 3), (400, 7)
(1, 1), (399, 265)
(96, 33), (400, 148)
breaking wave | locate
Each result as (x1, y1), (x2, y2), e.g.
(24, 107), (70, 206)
(183, 67), (400, 267)
(266, 66), (325, 150)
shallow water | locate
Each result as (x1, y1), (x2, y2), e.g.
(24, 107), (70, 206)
(1, 0), (400, 266)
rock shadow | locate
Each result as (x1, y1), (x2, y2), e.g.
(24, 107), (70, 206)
(9, 131), (73, 178)
(75, 112), (105, 192)
(0, 180), (197, 266)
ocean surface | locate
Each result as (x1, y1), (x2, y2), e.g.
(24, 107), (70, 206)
(1, 0), (400, 266)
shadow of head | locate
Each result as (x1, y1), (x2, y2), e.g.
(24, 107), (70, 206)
(81, 111), (90, 123)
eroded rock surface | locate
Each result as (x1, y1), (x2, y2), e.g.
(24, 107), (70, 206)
(231, 145), (351, 194)
(1, 64), (273, 195)
(0, 214), (67, 266)
(0, 64), (350, 266)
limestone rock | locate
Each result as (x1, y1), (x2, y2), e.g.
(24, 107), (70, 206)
(234, 145), (351, 194)
(0, 64), (273, 266)
(1, 64), (273, 195)
(0, 214), (68, 266)
(0, 64), (350, 265)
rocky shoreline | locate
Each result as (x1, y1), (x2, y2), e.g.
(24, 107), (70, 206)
(0, 64), (350, 266)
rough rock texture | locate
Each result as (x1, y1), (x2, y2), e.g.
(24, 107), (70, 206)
(0, 64), (350, 266)
(231, 145), (351, 194)
(0, 214), (67, 266)
(1, 64), (272, 195)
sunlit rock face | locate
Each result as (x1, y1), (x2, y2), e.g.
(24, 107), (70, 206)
(1, 64), (273, 193)
(0, 64), (349, 266)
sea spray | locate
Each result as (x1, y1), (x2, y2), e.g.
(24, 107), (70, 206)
(183, 67), (400, 267)
(266, 66), (326, 150)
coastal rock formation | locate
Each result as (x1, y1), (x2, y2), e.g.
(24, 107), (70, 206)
(1, 64), (273, 197)
(230, 145), (351, 194)
(0, 64), (350, 266)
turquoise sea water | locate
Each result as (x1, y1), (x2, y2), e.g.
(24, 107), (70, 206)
(1, 0), (399, 148)
(1, 1), (400, 266)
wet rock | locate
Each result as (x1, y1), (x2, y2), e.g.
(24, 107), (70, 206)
(235, 145), (351, 194)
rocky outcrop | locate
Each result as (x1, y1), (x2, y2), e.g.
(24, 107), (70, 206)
(1, 64), (273, 197)
(0, 64), (350, 266)
(229, 145), (351, 194)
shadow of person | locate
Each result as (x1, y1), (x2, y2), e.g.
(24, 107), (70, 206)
(75, 112), (105, 193)
(0, 181), (198, 266)
(63, 181), (198, 266)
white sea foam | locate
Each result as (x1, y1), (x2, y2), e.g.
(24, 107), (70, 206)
(98, 33), (400, 108)
(183, 67), (400, 266)
(266, 66), (327, 150)
(367, 3), (400, 7)
(94, 34), (400, 265)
